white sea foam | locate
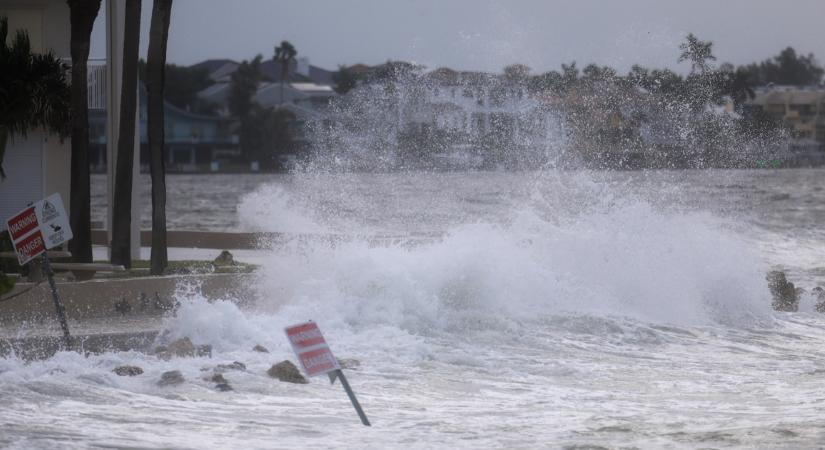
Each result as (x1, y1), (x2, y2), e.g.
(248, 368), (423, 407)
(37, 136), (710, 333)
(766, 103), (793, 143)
(248, 195), (773, 337)
(6, 172), (822, 449)
(237, 183), (327, 233)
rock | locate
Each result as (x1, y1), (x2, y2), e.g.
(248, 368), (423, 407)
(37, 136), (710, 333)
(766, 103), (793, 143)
(157, 370), (185, 386)
(252, 344), (269, 353)
(267, 360), (308, 384)
(138, 292), (150, 311)
(113, 365), (143, 376)
(166, 337), (197, 358)
(154, 292), (176, 311)
(216, 361), (246, 372)
(196, 345), (213, 358)
(814, 287), (825, 313)
(210, 373), (228, 384)
(767, 271), (798, 312)
(213, 250), (236, 266)
(337, 358), (361, 370)
(215, 382), (233, 392)
(114, 298), (132, 315)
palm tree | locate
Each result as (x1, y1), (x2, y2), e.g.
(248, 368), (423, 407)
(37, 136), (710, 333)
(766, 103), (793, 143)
(678, 33), (716, 75)
(67, 0), (102, 264)
(110, 0), (142, 268)
(0, 17), (71, 180)
(147, 0), (173, 275)
(274, 41), (296, 105)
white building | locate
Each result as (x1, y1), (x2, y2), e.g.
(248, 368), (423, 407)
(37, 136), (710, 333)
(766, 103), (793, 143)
(0, 0), (141, 258)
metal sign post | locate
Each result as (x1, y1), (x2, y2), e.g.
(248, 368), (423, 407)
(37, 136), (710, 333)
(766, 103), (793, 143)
(333, 368), (371, 426)
(286, 321), (371, 426)
(40, 253), (72, 349)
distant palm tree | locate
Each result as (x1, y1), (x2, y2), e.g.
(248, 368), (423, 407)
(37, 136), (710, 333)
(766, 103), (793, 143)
(678, 33), (716, 75)
(111, 0), (142, 268)
(146, 0), (173, 275)
(274, 41), (297, 105)
(0, 17), (71, 180)
(67, 0), (103, 263)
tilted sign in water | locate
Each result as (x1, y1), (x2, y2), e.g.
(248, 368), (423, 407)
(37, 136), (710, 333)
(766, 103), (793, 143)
(6, 193), (73, 347)
(286, 321), (341, 376)
(285, 321), (371, 426)
(6, 193), (73, 265)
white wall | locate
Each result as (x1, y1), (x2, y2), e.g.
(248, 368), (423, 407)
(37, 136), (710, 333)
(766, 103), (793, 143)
(0, 0), (72, 223)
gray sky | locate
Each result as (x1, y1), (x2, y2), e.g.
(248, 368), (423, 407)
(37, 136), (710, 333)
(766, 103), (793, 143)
(91, 0), (825, 75)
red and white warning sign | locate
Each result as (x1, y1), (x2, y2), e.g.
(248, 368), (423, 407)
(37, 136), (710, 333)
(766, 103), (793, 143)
(285, 321), (341, 377)
(6, 193), (73, 265)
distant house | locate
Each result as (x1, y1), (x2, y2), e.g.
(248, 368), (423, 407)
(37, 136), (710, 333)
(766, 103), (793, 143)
(253, 82), (336, 113)
(193, 56), (339, 137)
(258, 57), (336, 86)
(191, 56), (336, 86)
(190, 59), (240, 83)
(90, 85), (238, 172)
(746, 86), (825, 165)
(748, 87), (825, 143)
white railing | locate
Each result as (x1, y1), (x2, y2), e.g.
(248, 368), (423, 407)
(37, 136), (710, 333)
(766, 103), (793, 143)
(61, 58), (107, 110)
(87, 59), (106, 110)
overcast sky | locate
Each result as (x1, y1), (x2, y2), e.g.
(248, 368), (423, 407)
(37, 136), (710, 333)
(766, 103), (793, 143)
(91, 0), (825, 75)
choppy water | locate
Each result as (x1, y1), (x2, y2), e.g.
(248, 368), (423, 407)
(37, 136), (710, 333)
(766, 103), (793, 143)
(4, 168), (825, 448)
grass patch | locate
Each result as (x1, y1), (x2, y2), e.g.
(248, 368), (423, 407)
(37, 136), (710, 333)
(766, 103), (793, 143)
(93, 259), (257, 278)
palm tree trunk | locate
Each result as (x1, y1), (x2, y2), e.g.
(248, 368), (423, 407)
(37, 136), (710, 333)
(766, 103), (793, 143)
(67, 0), (102, 263)
(147, 0), (172, 275)
(110, 0), (142, 268)
(0, 127), (8, 180)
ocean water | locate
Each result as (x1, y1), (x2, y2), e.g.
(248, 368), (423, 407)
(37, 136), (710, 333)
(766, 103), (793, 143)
(4, 168), (825, 448)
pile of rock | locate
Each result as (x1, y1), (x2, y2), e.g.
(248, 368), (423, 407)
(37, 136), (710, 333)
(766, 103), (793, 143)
(154, 337), (212, 360)
(767, 271), (825, 312)
(267, 360), (308, 384)
(110, 338), (361, 391)
(767, 271), (799, 312)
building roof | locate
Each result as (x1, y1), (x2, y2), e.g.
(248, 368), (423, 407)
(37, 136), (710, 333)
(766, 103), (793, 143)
(191, 59), (238, 73)
(307, 65), (336, 86)
(259, 59), (310, 83)
(290, 82), (335, 94)
(750, 87), (825, 106)
(193, 57), (337, 86)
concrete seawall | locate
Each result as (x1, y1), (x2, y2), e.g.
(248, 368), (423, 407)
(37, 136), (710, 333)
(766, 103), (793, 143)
(0, 273), (257, 359)
(0, 273), (256, 323)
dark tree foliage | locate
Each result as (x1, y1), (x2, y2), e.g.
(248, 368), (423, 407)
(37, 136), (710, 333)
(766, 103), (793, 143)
(739, 47), (824, 86)
(228, 55), (262, 156)
(138, 59), (215, 113)
(228, 55), (261, 118)
(274, 40), (297, 105)
(0, 17), (71, 179)
(679, 33), (716, 74)
(332, 65), (359, 94)
(366, 60), (424, 84)
(238, 105), (296, 167)
(503, 64), (530, 84)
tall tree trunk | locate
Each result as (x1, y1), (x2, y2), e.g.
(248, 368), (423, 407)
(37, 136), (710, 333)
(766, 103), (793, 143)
(67, 0), (101, 263)
(0, 127), (7, 180)
(147, 0), (172, 275)
(110, 0), (142, 268)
